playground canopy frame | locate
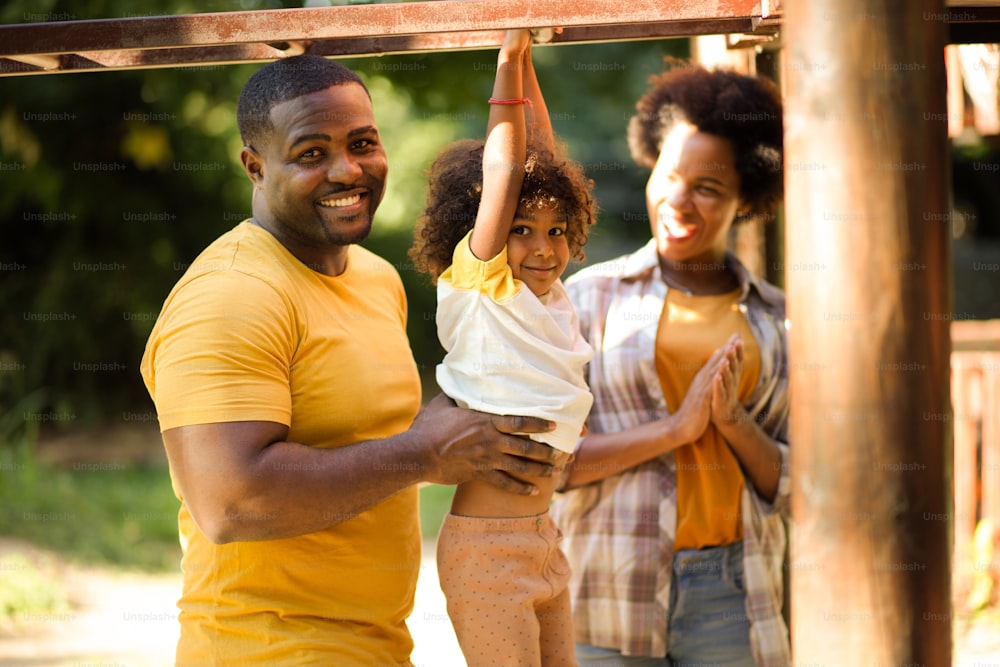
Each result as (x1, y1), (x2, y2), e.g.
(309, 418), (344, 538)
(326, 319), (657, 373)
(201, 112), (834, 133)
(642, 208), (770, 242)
(0, 0), (998, 76)
(2, 1), (999, 665)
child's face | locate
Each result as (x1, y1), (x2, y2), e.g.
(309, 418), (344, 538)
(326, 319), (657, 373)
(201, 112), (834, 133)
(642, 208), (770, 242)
(507, 203), (569, 297)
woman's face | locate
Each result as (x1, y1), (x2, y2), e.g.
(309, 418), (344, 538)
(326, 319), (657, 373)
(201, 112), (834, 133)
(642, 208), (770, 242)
(646, 122), (749, 267)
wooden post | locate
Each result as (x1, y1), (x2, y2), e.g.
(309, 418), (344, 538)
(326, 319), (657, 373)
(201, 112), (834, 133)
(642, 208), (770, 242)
(784, 1), (952, 664)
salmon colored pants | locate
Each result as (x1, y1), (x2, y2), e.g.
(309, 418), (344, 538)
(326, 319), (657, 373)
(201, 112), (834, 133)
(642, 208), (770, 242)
(436, 512), (577, 667)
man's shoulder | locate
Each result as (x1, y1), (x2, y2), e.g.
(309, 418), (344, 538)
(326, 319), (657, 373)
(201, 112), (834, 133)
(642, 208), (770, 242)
(179, 221), (274, 275)
(166, 224), (292, 309)
(350, 243), (399, 276)
(349, 245), (408, 302)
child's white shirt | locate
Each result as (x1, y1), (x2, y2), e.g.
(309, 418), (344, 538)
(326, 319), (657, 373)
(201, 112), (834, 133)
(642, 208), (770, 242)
(435, 231), (593, 453)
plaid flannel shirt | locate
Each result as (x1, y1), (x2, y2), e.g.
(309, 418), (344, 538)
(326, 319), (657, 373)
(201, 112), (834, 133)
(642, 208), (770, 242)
(551, 239), (791, 666)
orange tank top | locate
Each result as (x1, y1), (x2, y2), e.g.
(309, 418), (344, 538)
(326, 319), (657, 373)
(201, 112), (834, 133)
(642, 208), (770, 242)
(655, 287), (760, 550)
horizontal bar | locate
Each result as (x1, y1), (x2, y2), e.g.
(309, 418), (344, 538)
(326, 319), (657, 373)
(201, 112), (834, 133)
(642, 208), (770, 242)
(309, 20), (764, 58)
(950, 22), (1000, 42)
(1, 2), (998, 77)
(0, 16), (763, 77)
(0, 0), (762, 57)
(952, 320), (1000, 352)
(0, 3), (759, 76)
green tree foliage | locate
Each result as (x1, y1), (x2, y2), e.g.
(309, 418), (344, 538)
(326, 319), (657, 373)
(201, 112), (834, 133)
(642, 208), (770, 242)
(0, 0), (687, 432)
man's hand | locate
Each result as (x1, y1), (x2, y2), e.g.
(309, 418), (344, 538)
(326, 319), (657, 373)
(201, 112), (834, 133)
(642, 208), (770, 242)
(413, 393), (558, 496)
(162, 394), (557, 543)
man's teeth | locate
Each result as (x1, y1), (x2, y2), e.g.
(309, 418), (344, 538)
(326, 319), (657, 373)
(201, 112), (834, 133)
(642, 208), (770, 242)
(319, 194), (362, 208)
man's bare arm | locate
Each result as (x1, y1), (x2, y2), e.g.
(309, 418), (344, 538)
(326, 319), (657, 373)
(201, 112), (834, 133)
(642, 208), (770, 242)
(164, 394), (557, 544)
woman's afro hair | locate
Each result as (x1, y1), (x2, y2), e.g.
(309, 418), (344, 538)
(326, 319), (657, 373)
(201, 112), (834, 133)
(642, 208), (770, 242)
(627, 63), (783, 218)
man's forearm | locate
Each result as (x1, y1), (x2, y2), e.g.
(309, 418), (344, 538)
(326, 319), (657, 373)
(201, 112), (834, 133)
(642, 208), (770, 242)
(166, 424), (430, 544)
(165, 395), (561, 544)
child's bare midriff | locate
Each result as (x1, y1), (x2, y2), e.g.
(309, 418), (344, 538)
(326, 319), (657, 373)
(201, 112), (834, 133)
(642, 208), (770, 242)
(450, 447), (573, 518)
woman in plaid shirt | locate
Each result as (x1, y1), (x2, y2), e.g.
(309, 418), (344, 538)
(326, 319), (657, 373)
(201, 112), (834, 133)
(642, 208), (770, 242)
(552, 65), (790, 667)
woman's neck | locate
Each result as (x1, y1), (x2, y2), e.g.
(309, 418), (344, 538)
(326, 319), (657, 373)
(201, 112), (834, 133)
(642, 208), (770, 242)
(659, 254), (739, 296)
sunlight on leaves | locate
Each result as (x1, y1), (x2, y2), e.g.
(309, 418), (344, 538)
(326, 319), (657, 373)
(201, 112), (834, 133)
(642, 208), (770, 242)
(366, 74), (458, 236)
(0, 107), (41, 168)
(120, 122), (173, 171)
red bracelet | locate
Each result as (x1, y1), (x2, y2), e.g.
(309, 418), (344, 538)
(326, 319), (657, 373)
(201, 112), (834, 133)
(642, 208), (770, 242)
(488, 97), (535, 140)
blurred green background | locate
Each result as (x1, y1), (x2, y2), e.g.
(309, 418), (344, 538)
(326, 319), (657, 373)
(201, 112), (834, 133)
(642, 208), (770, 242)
(0, 0), (687, 431)
(0, 0), (687, 579)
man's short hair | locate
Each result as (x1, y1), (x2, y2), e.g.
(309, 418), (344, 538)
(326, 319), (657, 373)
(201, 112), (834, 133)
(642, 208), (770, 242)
(237, 55), (369, 149)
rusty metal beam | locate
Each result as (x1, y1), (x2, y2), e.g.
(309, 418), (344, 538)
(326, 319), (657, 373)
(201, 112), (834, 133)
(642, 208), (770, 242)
(0, 19), (762, 77)
(1, 0), (998, 77)
(0, 0), (769, 76)
(0, 0), (761, 53)
(10, 0), (763, 53)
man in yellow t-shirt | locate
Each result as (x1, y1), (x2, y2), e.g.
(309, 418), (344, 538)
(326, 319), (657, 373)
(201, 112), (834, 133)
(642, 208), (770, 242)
(140, 55), (560, 666)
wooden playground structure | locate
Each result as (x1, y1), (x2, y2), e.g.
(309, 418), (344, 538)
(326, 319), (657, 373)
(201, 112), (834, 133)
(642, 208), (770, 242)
(4, 1), (1000, 664)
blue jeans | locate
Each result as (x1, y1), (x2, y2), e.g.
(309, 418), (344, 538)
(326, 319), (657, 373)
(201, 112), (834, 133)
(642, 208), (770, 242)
(576, 541), (753, 667)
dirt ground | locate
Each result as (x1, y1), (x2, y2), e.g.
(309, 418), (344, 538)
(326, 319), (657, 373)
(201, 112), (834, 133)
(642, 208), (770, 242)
(0, 537), (464, 667)
(2, 534), (1000, 667)
(0, 425), (467, 666)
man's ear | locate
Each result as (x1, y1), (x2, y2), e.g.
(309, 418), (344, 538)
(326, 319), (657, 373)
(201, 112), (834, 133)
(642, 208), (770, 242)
(240, 145), (265, 187)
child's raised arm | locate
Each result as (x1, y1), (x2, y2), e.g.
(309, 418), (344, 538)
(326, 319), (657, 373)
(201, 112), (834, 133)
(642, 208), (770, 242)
(522, 34), (554, 153)
(468, 29), (532, 262)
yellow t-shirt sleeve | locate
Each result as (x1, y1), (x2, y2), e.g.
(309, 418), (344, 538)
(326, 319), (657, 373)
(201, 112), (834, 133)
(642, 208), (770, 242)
(437, 230), (521, 303)
(141, 271), (296, 431)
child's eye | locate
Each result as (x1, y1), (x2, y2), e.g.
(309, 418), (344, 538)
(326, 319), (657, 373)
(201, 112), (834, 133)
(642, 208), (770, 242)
(511, 226), (529, 236)
(300, 148), (323, 160)
(549, 227), (566, 236)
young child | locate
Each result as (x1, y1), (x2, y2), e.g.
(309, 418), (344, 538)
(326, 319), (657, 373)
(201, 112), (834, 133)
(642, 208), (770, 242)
(409, 29), (596, 667)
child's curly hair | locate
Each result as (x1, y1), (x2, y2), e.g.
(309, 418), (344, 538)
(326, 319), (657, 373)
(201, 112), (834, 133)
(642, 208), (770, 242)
(627, 63), (783, 219)
(409, 138), (597, 282)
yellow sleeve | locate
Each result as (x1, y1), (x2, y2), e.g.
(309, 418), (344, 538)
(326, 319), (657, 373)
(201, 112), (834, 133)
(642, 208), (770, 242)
(438, 230), (522, 302)
(141, 270), (296, 431)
